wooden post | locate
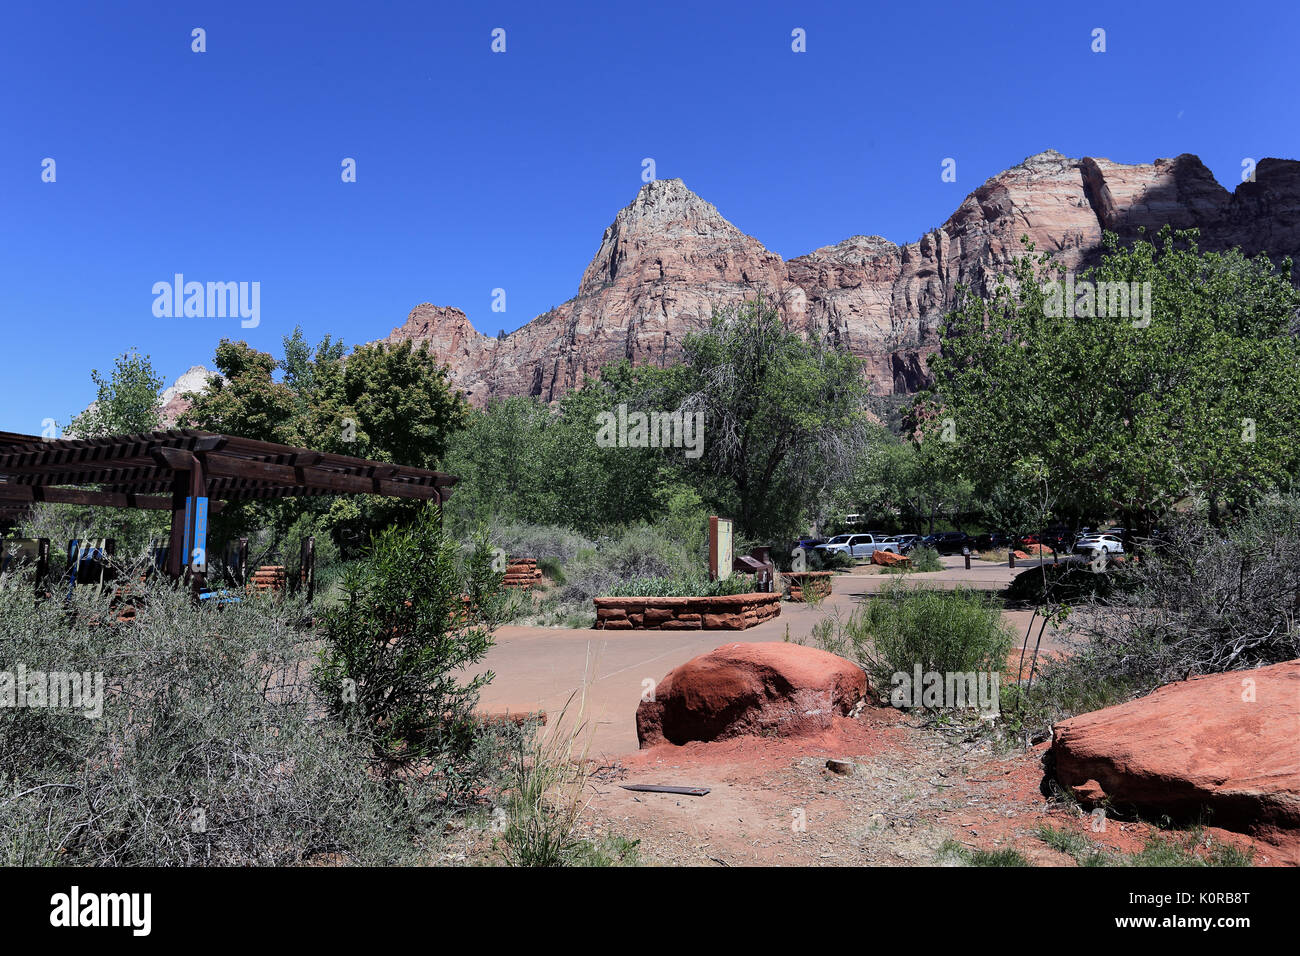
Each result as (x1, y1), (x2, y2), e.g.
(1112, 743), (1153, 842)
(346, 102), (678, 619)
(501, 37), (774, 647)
(301, 535), (316, 603)
(35, 538), (49, 598)
(188, 457), (208, 601)
(166, 469), (189, 580)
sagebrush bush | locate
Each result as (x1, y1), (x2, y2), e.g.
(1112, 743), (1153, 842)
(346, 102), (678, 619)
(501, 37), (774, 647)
(0, 577), (474, 866)
(1016, 498), (1300, 729)
(552, 522), (697, 606)
(487, 521), (596, 564)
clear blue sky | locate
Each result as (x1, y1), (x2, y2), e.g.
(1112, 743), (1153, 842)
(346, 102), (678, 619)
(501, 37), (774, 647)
(2, 0), (1297, 433)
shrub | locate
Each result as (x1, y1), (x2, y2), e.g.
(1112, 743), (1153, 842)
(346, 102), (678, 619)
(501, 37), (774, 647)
(496, 699), (590, 867)
(1004, 562), (1119, 606)
(315, 507), (501, 768)
(536, 556), (565, 583)
(908, 546), (943, 572)
(552, 522), (697, 605)
(1018, 500), (1300, 725)
(487, 521), (596, 565)
(0, 578), (453, 866)
(601, 574), (756, 598)
(810, 582), (1014, 705)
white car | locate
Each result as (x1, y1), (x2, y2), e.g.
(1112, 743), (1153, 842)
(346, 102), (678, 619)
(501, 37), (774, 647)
(816, 533), (899, 559)
(1074, 533), (1125, 555)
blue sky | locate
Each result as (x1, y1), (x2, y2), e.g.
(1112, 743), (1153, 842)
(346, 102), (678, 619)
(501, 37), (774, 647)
(2, 0), (1297, 433)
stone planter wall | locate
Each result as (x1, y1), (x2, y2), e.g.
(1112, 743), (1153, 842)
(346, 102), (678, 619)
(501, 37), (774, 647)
(783, 570), (834, 602)
(593, 592), (780, 630)
(503, 557), (542, 590)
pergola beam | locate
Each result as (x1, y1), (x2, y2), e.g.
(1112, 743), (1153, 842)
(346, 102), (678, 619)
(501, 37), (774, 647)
(0, 483), (223, 512)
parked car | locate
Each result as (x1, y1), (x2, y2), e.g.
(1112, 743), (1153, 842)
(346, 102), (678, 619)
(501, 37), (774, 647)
(972, 532), (1008, 551)
(890, 533), (921, 552)
(918, 531), (971, 555)
(1073, 533), (1125, 555)
(815, 533), (899, 559)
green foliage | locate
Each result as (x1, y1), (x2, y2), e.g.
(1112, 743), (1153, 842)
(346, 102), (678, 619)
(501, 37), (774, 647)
(907, 546), (943, 572)
(927, 228), (1300, 532)
(442, 365), (682, 536)
(314, 507), (499, 767)
(674, 297), (873, 541)
(0, 577), (459, 866)
(602, 573), (756, 597)
(835, 427), (974, 534)
(181, 330), (469, 556)
(66, 348), (165, 438)
(1036, 825), (1254, 867)
(812, 583), (1014, 702)
(20, 349), (169, 554)
(938, 840), (1029, 866)
(496, 699), (595, 867)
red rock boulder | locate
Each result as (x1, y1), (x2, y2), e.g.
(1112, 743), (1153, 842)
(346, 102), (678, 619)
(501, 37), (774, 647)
(871, 550), (909, 567)
(636, 642), (868, 747)
(1051, 660), (1300, 854)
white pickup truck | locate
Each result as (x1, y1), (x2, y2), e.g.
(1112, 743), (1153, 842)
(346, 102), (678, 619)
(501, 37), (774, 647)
(815, 533), (899, 559)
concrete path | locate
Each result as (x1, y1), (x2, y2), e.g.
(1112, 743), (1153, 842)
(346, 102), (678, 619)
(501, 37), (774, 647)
(474, 555), (1071, 755)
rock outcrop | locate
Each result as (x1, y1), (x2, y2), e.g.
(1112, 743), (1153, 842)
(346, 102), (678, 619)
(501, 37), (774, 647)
(1050, 660), (1300, 856)
(382, 150), (1300, 406)
(159, 365), (214, 425)
(636, 641), (868, 747)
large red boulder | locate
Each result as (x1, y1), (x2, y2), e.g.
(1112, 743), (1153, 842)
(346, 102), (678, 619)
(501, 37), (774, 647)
(636, 642), (868, 747)
(1050, 660), (1300, 854)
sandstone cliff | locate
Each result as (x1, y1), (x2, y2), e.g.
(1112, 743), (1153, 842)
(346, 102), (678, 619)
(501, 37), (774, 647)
(382, 151), (1300, 405)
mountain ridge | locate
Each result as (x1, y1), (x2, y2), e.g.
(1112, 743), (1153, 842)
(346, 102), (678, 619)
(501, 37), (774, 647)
(378, 149), (1300, 406)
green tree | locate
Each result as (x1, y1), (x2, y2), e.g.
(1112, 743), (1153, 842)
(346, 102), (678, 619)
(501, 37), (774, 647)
(25, 350), (170, 553)
(925, 229), (1300, 535)
(180, 332), (470, 555)
(672, 297), (872, 541)
(66, 348), (165, 437)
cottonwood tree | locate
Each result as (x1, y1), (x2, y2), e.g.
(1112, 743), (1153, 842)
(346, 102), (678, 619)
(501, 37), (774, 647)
(673, 296), (873, 541)
(924, 228), (1300, 536)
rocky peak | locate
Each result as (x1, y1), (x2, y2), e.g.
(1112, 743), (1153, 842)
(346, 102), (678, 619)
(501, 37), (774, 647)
(578, 178), (756, 295)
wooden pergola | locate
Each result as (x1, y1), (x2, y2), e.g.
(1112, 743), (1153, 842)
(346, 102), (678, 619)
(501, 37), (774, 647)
(0, 429), (457, 590)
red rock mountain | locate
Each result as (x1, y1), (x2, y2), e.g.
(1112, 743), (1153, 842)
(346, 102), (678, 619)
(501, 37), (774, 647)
(382, 151), (1300, 405)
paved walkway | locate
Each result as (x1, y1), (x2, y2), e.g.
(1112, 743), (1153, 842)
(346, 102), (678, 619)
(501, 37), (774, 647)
(474, 555), (1070, 755)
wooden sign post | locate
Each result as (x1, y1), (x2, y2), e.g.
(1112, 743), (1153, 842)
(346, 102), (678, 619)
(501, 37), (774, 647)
(708, 516), (734, 581)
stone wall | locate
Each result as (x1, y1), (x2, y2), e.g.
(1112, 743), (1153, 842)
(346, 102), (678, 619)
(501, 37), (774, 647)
(503, 557), (542, 589)
(593, 593), (780, 630)
(783, 570), (834, 602)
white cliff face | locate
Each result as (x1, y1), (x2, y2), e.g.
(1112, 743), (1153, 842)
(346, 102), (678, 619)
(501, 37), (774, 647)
(159, 365), (217, 425)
